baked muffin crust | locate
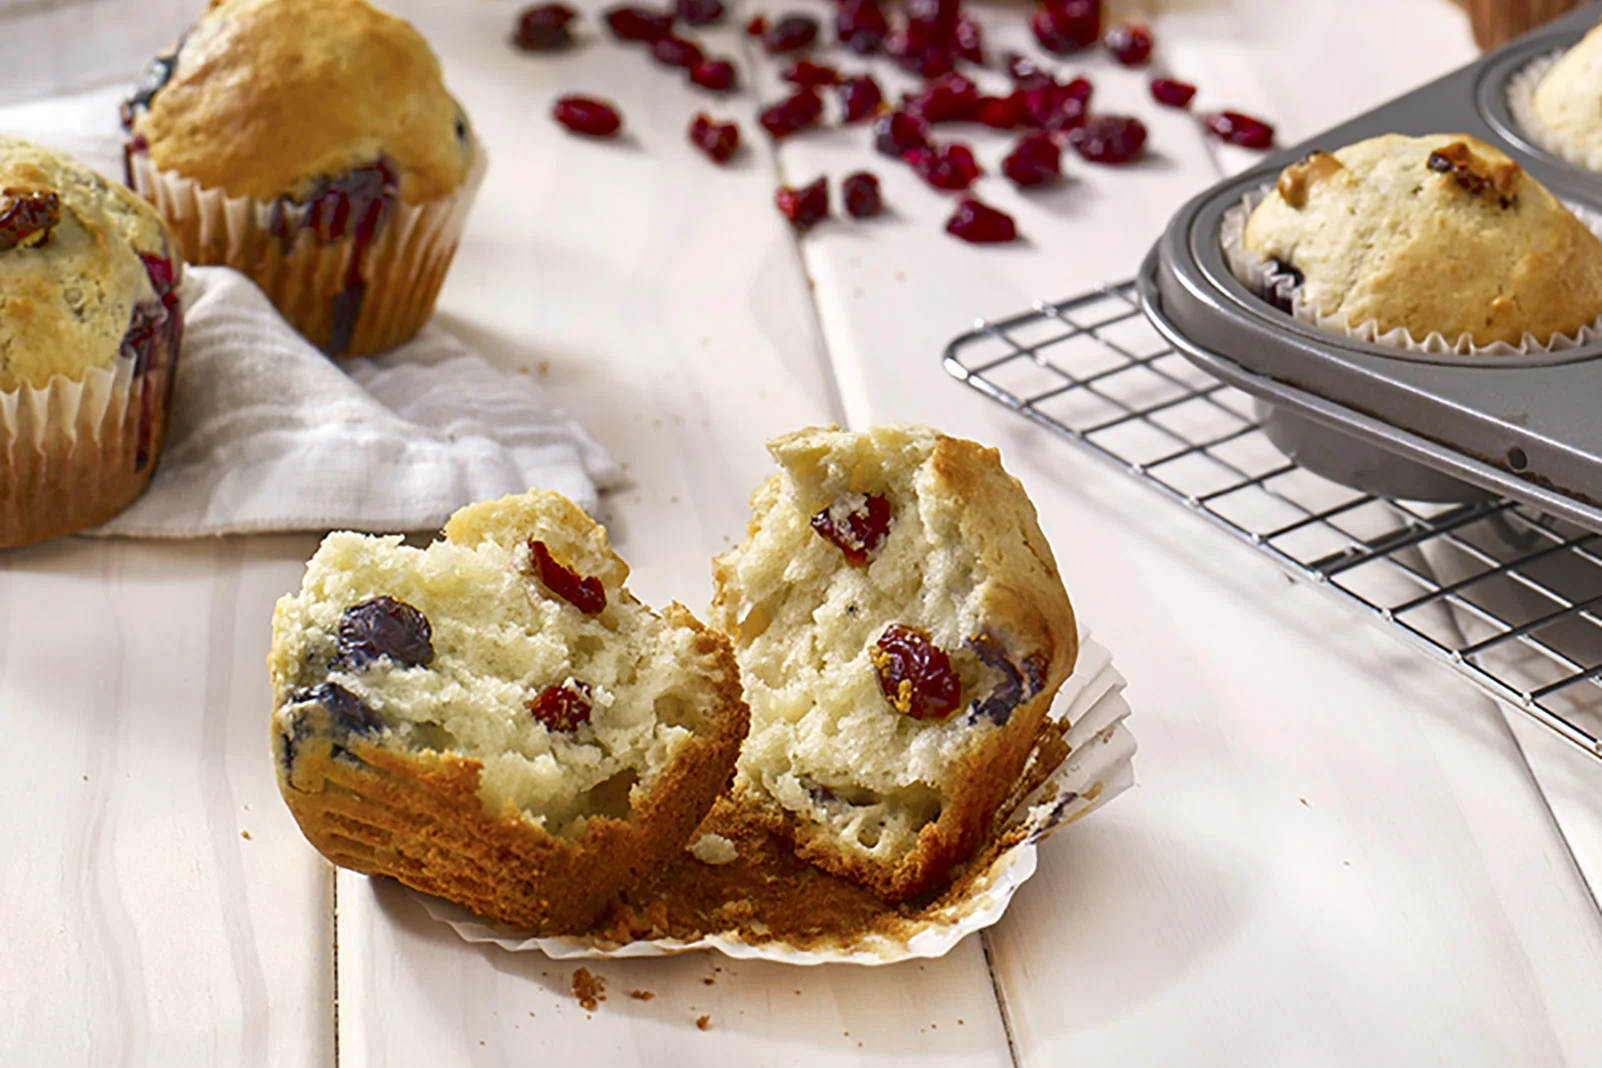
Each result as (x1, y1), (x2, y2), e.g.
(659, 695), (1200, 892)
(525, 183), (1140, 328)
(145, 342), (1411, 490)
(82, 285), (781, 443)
(1243, 133), (1602, 347)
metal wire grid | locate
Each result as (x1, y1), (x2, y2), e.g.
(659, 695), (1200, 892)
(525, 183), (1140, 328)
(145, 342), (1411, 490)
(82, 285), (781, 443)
(943, 281), (1602, 760)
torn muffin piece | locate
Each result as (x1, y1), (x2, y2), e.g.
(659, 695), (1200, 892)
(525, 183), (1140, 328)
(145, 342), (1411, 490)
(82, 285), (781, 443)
(269, 490), (749, 934)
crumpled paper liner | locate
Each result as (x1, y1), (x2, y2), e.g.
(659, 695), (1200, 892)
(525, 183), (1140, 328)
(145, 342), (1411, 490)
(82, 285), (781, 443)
(0, 292), (182, 549)
(1507, 50), (1602, 175)
(410, 630), (1136, 965)
(127, 148), (485, 358)
(1221, 186), (1602, 357)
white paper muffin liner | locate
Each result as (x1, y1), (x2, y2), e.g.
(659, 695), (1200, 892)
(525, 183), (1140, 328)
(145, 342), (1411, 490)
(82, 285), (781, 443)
(127, 148), (485, 357)
(1221, 186), (1602, 356)
(1507, 49), (1602, 175)
(411, 629), (1137, 965)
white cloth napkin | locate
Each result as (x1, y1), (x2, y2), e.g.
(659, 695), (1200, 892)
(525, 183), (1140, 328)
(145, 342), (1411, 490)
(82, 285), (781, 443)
(89, 267), (624, 538)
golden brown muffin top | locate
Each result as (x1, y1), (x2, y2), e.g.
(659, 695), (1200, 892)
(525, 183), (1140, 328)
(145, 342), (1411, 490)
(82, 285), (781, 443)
(1243, 133), (1602, 348)
(127, 0), (475, 204)
(0, 136), (178, 392)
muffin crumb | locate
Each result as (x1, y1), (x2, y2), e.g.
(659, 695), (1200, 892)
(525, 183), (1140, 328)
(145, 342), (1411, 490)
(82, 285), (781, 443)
(629, 989), (655, 1001)
(571, 968), (606, 1011)
(696, 1015), (712, 1031)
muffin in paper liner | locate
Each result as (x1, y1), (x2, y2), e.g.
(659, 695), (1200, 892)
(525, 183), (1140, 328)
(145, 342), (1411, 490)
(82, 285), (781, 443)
(1508, 48), (1602, 175)
(1221, 186), (1602, 356)
(406, 630), (1136, 965)
(127, 148), (485, 359)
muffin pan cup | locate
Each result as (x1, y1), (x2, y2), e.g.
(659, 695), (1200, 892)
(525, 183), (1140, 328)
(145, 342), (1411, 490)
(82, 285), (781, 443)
(1141, 1), (1602, 529)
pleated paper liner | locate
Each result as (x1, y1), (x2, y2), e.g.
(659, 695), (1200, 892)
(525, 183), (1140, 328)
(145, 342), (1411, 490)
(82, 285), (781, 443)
(1221, 186), (1602, 356)
(410, 630), (1137, 966)
(128, 149), (485, 357)
(0, 294), (182, 549)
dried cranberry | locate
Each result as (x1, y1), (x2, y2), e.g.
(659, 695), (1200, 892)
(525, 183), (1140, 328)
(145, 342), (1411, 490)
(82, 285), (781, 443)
(1205, 110), (1275, 149)
(0, 189), (60, 251)
(675, 0), (723, 25)
(907, 142), (981, 191)
(652, 35), (704, 68)
(296, 682), (385, 734)
(1103, 22), (1152, 65)
(512, 3), (578, 51)
(782, 59), (840, 87)
(1031, 0), (1101, 54)
(873, 624), (962, 720)
(689, 113), (740, 162)
(873, 110), (932, 158)
(1069, 114), (1146, 163)
(954, 16), (984, 63)
(836, 0), (889, 54)
(810, 493), (891, 562)
(530, 540), (608, 614)
(775, 176), (829, 231)
(529, 683), (592, 732)
(945, 198), (1017, 243)
(1022, 78), (1091, 131)
(903, 72), (979, 124)
(1150, 77), (1196, 108)
(1002, 131), (1062, 187)
(1004, 51), (1054, 88)
(897, 46), (954, 79)
(552, 95), (623, 137)
(975, 94), (1027, 129)
(839, 75), (885, 123)
(760, 89), (823, 138)
(689, 58), (737, 91)
(903, 0), (959, 55)
(337, 597), (435, 669)
(763, 14), (819, 53)
(745, 14), (767, 34)
(604, 4), (673, 41)
(841, 172), (883, 218)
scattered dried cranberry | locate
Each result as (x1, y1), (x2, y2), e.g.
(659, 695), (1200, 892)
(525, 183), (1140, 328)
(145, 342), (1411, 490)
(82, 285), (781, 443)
(689, 57), (737, 91)
(512, 3), (578, 51)
(552, 96), (623, 137)
(675, 0), (723, 25)
(604, 4), (673, 41)
(652, 35), (704, 68)
(907, 142), (981, 191)
(873, 624), (962, 720)
(839, 75), (885, 123)
(904, 0), (959, 55)
(1069, 114), (1146, 163)
(873, 110), (932, 158)
(775, 175), (829, 231)
(1206, 110), (1275, 149)
(759, 89), (824, 138)
(529, 539), (608, 614)
(903, 72), (979, 124)
(783, 59), (841, 87)
(1004, 51), (1054, 88)
(689, 112), (740, 162)
(945, 198), (1017, 243)
(810, 493), (891, 562)
(975, 94), (1027, 129)
(1150, 77), (1196, 108)
(1104, 21), (1152, 65)
(337, 597), (435, 669)
(892, 42), (955, 79)
(763, 14), (819, 53)
(745, 14), (767, 35)
(529, 683), (592, 732)
(836, 0), (889, 54)
(954, 16), (984, 63)
(841, 172), (883, 218)
(1002, 131), (1062, 187)
(1022, 77), (1091, 131)
(0, 189), (60, 251)
(1031, 0), (1101, 54)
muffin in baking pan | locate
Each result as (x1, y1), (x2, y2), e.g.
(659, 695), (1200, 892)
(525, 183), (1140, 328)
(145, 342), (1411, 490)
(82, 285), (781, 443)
(122, 0), (483, 357)
(1531, 17), (1602, 168)
(0, 134), (183, 548)
(710, 424), (1078, 903)
(270, 490), (749, 935)
(1237, 132), (1602, 351)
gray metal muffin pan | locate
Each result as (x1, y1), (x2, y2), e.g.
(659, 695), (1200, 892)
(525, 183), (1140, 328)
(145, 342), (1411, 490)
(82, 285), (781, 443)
(1138, 1), (1602, 529)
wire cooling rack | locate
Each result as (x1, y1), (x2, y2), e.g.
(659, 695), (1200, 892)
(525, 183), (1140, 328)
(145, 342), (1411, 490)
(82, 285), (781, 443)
(944, 281), (1602, 761)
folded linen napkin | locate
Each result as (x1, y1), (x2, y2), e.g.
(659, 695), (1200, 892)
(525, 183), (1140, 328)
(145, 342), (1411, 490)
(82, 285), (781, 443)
(89, 266), (624, 538)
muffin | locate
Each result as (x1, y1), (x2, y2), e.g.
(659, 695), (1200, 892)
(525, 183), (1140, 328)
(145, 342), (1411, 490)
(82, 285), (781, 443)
(1530, 19), (1602, 168)
(1240, 133), (1602, 349)
(710, 425), (1078, 903)
(122, 0), (483, 357)
(270, 490), (750, 935)
(0, 135), (183, 549)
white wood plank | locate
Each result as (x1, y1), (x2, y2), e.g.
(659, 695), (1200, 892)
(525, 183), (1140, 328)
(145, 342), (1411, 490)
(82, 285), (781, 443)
(0, 534), (333, 1065)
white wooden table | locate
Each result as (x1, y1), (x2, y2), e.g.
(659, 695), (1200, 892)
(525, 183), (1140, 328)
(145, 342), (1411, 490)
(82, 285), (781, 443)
(5, 1), (1602, 1064)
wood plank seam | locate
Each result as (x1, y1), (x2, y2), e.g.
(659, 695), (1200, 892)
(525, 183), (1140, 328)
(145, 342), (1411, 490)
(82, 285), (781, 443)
(980, 931), (1022, 1068)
